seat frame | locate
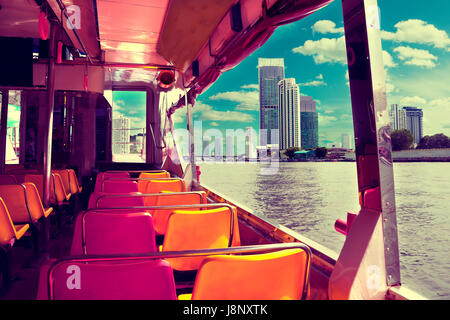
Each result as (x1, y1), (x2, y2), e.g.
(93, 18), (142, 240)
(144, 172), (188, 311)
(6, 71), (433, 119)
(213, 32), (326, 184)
(43, 242), (311, 300)
(81, 203), (236, 249)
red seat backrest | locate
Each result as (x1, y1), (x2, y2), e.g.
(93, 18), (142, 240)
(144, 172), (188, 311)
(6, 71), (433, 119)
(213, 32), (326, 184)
(88, 192), (144, 209)
(102, 180), (138, 193)
(37, 258), (176, 300)
(70, 211), (156, 255)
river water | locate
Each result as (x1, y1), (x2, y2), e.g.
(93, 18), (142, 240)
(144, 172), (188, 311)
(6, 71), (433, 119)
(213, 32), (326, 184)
(197, 161), (450, 300)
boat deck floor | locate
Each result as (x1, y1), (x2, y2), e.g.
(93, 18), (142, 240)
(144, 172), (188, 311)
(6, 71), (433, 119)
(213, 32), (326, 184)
(0, 214), (76, 300)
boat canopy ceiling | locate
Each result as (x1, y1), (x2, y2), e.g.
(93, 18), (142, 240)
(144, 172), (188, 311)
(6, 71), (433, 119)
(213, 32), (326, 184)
(1, 0), (333, 95)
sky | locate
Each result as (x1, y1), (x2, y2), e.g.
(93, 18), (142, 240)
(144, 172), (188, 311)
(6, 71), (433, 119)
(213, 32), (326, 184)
(104, 0), (450, 147)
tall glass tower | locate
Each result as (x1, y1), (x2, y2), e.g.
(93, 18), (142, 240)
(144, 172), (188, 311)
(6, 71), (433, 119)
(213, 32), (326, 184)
(258, 58), (284, 146)
(278, 78), (301, 150)
(300, 96), (318, 150)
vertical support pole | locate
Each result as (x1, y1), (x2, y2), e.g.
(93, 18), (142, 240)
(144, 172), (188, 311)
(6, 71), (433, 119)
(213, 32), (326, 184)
(342, 0), (400, 286)
(186, 92), (197, 183)
(42, 24), (57, 208)
(0, 90), (9, 175)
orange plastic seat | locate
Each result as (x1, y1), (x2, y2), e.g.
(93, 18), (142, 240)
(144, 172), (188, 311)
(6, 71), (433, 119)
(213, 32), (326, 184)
(161, 207), (234, 271)
(0, 183), (53, 223)
(0, 198), (29, 246)
(143, 179), (186, 206)
(148, 192), (207, 235)
(24, 174), (70, 206)
(137, 172), (170, 193)
(183, 248), (310, 300)
(68, 169), (82, 194)
(52, 169), (72, 197)
(0, 197), (30, 288)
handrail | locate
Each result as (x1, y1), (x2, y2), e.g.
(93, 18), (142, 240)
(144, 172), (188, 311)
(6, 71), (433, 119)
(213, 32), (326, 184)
(94, 191), (205, 208)
(100, 177), (183, 191)
(46, 242), (312, 300)
(80, 203), (236, 255)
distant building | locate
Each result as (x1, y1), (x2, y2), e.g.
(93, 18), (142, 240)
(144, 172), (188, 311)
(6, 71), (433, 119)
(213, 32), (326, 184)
(278, 78), (301, 150)
(326, 142), (342, 148)
(203, 136), (212, 157)
(213, 136), (223, 158)
(300, 96), (319, 150)
(258, 58), (285, 146)
(389, 104), (423, 144)
(399, 106), (423, 144)
(389, 104), (400, 130)
(341, 133), (353, 149)
(245, 127), (257, 159)
(112, 115), (130, 154)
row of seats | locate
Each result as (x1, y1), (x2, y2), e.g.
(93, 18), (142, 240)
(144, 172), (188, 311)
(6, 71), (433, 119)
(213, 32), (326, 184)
(0, 168), (82, 289)
(36, 170), (311, 300)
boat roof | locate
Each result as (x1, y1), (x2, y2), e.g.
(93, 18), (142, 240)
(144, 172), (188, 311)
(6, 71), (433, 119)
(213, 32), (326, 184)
(0, 0), (333, 94)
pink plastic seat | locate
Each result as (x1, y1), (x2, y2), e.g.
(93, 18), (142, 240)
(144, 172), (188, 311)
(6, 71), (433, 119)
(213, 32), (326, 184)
(70, 210), (156, 255)
(36, 258), (177, 300)
(102, 180), (138, 193)
(88, 192), (145, 209)
(94, 172), (130, 192)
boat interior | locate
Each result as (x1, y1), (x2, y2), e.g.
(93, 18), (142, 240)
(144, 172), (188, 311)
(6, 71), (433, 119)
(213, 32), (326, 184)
(0, 0), (426, 300)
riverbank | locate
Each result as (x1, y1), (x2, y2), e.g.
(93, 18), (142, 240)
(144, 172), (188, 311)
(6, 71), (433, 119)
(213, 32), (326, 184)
(343, 148), (450, 162)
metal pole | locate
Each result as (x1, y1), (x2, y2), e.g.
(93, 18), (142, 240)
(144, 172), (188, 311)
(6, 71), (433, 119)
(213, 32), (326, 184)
(0, 90), (9, 174)
(186, 92), (197, 183)
(342, 0), (401, 286)
(42, 24), (57, 208)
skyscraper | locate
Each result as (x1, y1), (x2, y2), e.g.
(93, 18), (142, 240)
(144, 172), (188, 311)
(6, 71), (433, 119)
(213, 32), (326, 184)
(341, 133), (353, 149)
(389, 104), (399, 130)
(245, 127), (257, 159)
(300, 96), (319, 150)
(112, 115), (130, 154)
(278, 78), (301, 150)
(399, 106), (423, 144)
(389, 104), (423, 144)
(258, 58), (284, 146)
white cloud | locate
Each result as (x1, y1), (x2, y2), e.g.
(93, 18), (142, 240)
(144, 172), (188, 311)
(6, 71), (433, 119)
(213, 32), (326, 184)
(301, 80), (327, 87)
(312, 20), (344, 34)
(393, 46), (438, 68)
(209, 90), (259, 111)
(381, 19), (450, 50)
(383, 50), (397, 68)
(399, 96), (427, 106)
(293, 36), (396, 69)
(316, 74), (324, 80)
(292, 36), (347, 65)
(240, 84), (259, 90)
(318, 113), (338, 127)
(193, 101), (254, 123)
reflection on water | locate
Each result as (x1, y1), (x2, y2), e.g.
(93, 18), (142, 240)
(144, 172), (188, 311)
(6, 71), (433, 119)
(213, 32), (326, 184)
(198, 161), (450, 300)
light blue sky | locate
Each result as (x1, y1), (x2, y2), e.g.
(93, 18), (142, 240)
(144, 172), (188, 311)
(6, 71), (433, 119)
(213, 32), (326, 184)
(110, 0), (449, 147)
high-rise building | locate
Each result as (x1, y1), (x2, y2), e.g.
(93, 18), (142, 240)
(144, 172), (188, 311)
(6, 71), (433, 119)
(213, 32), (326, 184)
(300, 96), (318, 150)
(112, 115), (130, 154)
(258, 58), (284, 146)
(389, 104), (399, 130)
(341, 133), (353, 149)
(399, 106), (423, 144)
(245, 127), (257, 159)
(203, 136), (212, 157)
(389, 104), (423, 144)
(278, 78), (301, 150)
